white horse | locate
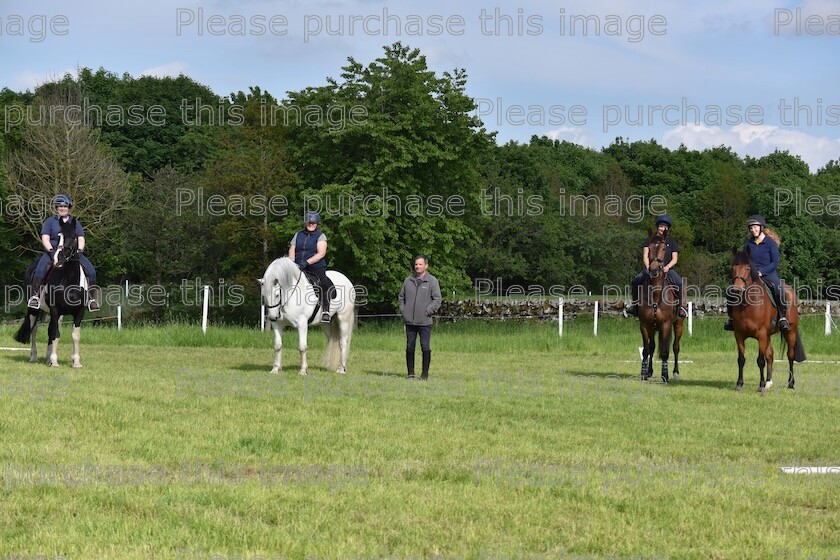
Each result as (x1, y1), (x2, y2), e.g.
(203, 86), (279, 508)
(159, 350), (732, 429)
(259, 257), (356, 375)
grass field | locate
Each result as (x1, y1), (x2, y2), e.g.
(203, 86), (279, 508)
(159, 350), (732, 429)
(1, 316), (838, 559)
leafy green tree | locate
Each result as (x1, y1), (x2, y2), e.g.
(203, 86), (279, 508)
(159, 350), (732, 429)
(285, 43), (493, 306)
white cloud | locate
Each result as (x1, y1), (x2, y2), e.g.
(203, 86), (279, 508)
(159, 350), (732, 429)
(546, 126), (596, 147)
(661, 124), (840, 172)
(139, 62), (189, 79)
(10, 69), (75, 91)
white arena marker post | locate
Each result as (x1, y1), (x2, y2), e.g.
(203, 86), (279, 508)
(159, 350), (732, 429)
(261, 304), (265, 332)
(826, 302), (832, 336)
(593, 300), (599, 336)
(558, 298), (564, 338)
(688, 302), (693, 336)
(202, 285), (209, 334)
(117, 305), (122, 331)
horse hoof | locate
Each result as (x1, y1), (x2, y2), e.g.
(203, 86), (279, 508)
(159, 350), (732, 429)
(661, 376), (668, 385)
(765, 380), (773, 389)
(336, 368), (346, 374)
(759, 386), (766, 395)
(29, 357), (38, 363)
(49, 363), (60, 368)
(298, 370), (307, 376)
(788, 383), (794, 389)
(736, 385), (743, 392)
(672, 373), (680, 381)
(72, 363), (83, 369)
(270, 368), (280, 374)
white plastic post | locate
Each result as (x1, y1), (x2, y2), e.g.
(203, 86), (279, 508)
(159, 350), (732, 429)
(594, 300), (599, 336)
(261, 304), (265, 332)
(125, 280), (128, 298)
(688, 301), (693, 336)
(202, 285), (209, 334)
(558, 298), (564, 338)
(827, 302), (832, 336)
(117, 305), (122, 331)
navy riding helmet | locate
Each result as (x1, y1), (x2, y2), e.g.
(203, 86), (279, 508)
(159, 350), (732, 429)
(655, 214), (673, 228)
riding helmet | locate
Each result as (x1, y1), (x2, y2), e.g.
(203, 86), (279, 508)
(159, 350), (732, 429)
(53, 194), (73, 208)
(305, 211), (321, 224)
(655, 214), (673, 228)
(746, 214), (766, 227)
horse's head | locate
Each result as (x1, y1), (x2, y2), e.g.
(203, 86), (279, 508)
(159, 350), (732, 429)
(646, 233), (667, 279)
(729, 246), (758, 294)
(260, 257), (303, 322)
(52, 221), (79, 269)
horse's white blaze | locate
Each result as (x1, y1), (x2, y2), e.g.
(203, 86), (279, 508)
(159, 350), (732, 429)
(261, 257), (355, 375)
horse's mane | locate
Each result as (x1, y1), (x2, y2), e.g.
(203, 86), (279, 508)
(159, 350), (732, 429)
(731, 249), (760, 281)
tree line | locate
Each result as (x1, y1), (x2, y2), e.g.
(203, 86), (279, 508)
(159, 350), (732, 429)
(1, 43), (838, 322)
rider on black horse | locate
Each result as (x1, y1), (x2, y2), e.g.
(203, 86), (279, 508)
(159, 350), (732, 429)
(28, 194), (100, 312)
(288, 211), (335, 323)
(724, 214), (789, 332)
(626, 214), (687, 318)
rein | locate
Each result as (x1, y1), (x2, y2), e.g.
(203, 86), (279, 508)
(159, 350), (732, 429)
(264, 264), (304, 311)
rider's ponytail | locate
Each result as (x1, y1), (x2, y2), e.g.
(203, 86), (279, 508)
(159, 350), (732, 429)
(764, 227), (781, 246)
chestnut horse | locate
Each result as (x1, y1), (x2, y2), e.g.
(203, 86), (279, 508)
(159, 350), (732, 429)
(638, 233), (684, 383)
(729, 248), (805, 393)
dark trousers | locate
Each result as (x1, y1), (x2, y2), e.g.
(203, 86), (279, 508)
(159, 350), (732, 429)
(35, 252), (97, 283)
(631, 269), (683, 305)
(406, 325), (432, 353)
(309, 266), (334, 311)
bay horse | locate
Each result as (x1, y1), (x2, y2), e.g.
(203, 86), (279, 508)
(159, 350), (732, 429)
(259, 257), (356, 375)
(638, 232), (684, 383)
(14, 221), (87, 368)
(729, 247), (805, 393)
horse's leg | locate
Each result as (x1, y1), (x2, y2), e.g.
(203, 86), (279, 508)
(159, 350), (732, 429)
(29, 314), (39, 363)
(735, 332), (746, 392)
(765, 341), (773, 390)
(640, 323), (651, 380)
(672, 319), (683, 381)
(297, 319), (309, 376)
(786, 327), (797, 389)
(756, 332), (769, 394)
(659, 321), (672, 384)
(270, 322), (283, 374)
(48, 311), (61, 367)
(71, 320), (83, 369)
(337, 317), (352, 374)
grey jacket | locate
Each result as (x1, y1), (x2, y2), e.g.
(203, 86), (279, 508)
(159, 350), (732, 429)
(399, 273), (442, 326)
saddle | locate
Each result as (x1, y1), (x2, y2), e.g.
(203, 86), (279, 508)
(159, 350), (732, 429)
(302, 269), (337, 301)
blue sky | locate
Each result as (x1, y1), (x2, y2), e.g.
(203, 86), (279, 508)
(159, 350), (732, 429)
(2, 0), (839, 170)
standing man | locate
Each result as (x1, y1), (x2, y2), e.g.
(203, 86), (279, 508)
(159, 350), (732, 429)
(398, 255), (442, 380)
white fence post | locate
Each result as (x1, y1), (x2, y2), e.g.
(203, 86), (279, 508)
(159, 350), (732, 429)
(827, 302), (832, 336)
(260, 304), (265, 332)
(117, 305), (122, 331)
(688, 301), (693, 336)
(202, 285), (209, 334)
(594, 300), (599, 336)
(558, 298), (564, 338)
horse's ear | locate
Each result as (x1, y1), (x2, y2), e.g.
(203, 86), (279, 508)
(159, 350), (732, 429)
(731, 246), (739, 256)
(647, 228), (653, 242)
(257, 278), (265, 285)
(745, 245), (751, 257)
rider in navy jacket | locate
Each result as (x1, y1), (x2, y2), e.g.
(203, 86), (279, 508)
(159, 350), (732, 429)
(28, 194), (99, 312)
(289, 211), (335, 322)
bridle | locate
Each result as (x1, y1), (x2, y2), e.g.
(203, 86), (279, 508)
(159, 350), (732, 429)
(263, 268), (303, 312)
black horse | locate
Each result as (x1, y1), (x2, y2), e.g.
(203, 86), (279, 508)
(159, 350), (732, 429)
(14, 218), (87, 368)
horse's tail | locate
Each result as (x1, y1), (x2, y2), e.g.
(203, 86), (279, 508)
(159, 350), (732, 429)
(780, 327), (807, 363)
(323, 298), (355, 371)
(14, 309), (37, 344)
(793, 327), (806, 363)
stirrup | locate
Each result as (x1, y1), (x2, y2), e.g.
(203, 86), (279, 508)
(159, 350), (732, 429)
(678, 306), (687, 318)
(624, 303), (638, 317)
(88, 300), (100, 312)
(320, 311), (331, 322)
(28, 295), (41, 309)
(778, 316), (790, 330)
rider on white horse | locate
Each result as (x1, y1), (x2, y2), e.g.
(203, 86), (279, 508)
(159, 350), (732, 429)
(288, 211), (335, 322)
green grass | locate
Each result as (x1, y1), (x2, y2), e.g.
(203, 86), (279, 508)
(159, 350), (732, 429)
(0, 317), (838, 559)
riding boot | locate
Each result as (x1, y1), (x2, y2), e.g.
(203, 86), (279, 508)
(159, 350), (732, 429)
(320, 291), (331, 323)
(723, 306), (734, 331)
(625, 301), (639, 317)
(406, 351), (416, 379)
(87, 285), (100, 312)
(420, 350), (431, 380)
(776, 287), (790, 330)
(28, 279), (43, 309)
(677, 284), (687, 318)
